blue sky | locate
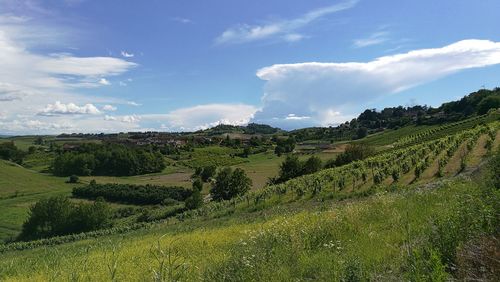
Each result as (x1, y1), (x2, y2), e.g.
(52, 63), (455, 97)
(0, 0), (499, 134)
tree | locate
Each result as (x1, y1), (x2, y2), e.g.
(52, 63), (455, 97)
(185, 178), (203, 210)
(210, 168), (252, 201)
(301, 156), (322, 175)
(200, 165), (216, 182)
(477, 95), (500, 114)
(277, 155), (303, 182)
(18, 196), (111, 241)
(33, 136), (44, 145)
(355, 127), (368, 140)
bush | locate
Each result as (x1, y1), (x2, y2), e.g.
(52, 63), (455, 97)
(325, 144), (375, 168)
(68, 175), (79, 183)
(72, 183), (192, 205)
(18, 196), (111, 241)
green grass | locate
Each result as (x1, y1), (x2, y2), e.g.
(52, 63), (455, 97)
(179, 146), (248, 168)
(0, 161), (78, 241)
(0, 177), (493, 281)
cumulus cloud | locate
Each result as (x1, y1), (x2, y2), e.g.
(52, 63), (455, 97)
(38, 101), (101, 116)
(215, 0), (358, 45)
(102, 104), (117, 111)
(253, 39), (500, 129)
(142, 104), (258, 131)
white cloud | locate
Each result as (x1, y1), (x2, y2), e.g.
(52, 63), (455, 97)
(0, 13), (137, 134)
(353, 31), (389, 48)
(127, 101), (141, 106)
(215, 0), (358, 45)
(121, 51), (134, 58)
(253, 39), (500, 129)
(283, 33), (305, 43)
(171, 17), (193, 24)
(285, 114), (310, 120)
(102, 104), (117, 111)
(104, 114), (140, 123)
(98, 78), (110, 85)
(142, 104), (258, 131)
(38, 101), (101, 116)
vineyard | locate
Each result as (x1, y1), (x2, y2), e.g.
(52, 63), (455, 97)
(181, 121), (499, 220)
(2, 121), (498, 253)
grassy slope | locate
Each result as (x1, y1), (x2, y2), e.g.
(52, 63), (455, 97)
(0, 176), (490, 281)
(0, 161), (78, 241)
(0, 126), (497, 280)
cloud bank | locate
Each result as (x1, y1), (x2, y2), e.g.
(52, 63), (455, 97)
(252, 39), (500, 129)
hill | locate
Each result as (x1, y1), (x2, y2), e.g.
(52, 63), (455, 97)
(0, 120), (498, 280)
(0, 161), (78, 241)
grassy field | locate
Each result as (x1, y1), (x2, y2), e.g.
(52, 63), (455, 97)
(0, 161), (78, 241)
(0, 176), (494, 281)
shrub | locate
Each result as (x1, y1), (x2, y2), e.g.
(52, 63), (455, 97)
(18, 196), (111, 241)
(72, 183), (192, 205)
(68, 175), (79, 183)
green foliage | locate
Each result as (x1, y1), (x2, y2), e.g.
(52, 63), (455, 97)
(200, 165), (216, 182)
(274, 137), (296, 156)
(68, 175), (79, 183)
(52, 143), (165, 176)
(0, 142), (26, 164)
(271, 155), (324, 184)
(18, 196), (111, 241)
(325, 144), (375, 168)
(72, 183), (192, 205)
(185, 178), (204, 210)
(210, 167), (252, 201)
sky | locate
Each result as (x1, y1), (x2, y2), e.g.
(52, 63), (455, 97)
(0, 0), (500, 134)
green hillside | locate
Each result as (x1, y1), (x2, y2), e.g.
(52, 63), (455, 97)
(0, 161), (78, 241)
(0, 121), (498, 281)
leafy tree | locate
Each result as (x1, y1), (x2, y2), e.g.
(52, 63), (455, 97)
(0, 142), (25, 164)
(278, 155), (303, 182)
(477, 95), (500, 114)
(18, 196), (111, 241)
(274, 137), (296, 156)
(200, 165), (217, 182)
(210, 168), (252, 201)
(301, 156), (323, 175)
(354, 127), (368, 140)
(185, 178), (204, 210)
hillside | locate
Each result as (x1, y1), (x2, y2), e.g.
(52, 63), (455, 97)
(0, 120), (499, 280)
(0, 161), (78, 241)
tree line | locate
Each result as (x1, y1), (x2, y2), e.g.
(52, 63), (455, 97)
(52, 143), (165, 176)
(72, 182), (192, 205)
